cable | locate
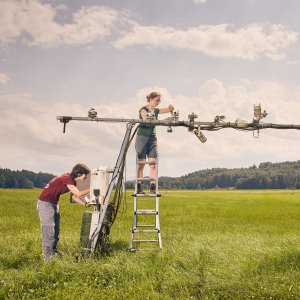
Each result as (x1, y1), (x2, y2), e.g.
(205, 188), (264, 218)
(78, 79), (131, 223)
(88, 124), (141, 251)
(110, 124), (140, 224)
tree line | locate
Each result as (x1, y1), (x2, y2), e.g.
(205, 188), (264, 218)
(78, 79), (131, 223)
(0, 168), (54, 189)
(126, 161), (300, 190)
(2, 160), (300, 190)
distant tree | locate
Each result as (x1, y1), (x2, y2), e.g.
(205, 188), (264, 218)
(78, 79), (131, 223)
(6, 175), (19, 188)
(0, 168), (54, 189)
(0, 174), (5, 188)
(18, 177), (34, 189)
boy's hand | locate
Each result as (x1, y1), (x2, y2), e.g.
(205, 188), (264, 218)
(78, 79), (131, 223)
(168, 104), (174, 112)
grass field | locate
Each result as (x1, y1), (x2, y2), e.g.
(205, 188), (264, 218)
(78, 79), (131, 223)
(0, 189), (300, 299)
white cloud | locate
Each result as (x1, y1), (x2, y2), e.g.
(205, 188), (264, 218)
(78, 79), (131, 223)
(287, 60), (300, 65)
(55, 4), (68, 11)
(193, 0), (207, 3)
(0, 0), (119, 47)
(156, 80), (300, 174)
(114, 23), (298, 61)
(0, 72), (10, 86)
(1, 81), (300, 176)
(0, 1), (297, 62)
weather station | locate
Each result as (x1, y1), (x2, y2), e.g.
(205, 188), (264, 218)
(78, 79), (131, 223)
(56, 104), (300, 257)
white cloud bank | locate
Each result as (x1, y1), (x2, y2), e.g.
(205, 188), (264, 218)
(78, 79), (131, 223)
(0, 1), (298, 61)
(1, 80), (300, 176)
(0, 0), (119, 47)
(0, 72), (10, 85)
(193, 0), (207, 3)
(114, 23), (298, 61)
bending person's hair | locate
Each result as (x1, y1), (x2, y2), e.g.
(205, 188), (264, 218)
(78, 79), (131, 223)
(70, 163), (91, 179)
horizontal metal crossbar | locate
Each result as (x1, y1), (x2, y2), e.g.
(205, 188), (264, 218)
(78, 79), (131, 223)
(56, 115), (300, 131)
(133, 240), (159, 243)
(133, 229), (159, 233)
(136, 210), (157, 215)
(132, 193), (161, 197)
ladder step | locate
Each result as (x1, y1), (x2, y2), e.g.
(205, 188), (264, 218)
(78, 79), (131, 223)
(137, 177), (156, 181)
(133, 229), (159, 233)
(130, 248), (161, 251)
(136, 210), (158, 215)
(132, 193), (161, 197)
(133, 239), (158, 242)
(136, 224), (156, 227)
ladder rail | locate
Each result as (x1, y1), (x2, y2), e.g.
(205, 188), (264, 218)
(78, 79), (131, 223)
(129, 154), (162, 250)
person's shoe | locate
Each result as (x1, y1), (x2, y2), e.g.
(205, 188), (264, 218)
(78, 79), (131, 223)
(150, 183), (156, 194)
(53, 249), (62, 257)
(137, 183), (145, 194)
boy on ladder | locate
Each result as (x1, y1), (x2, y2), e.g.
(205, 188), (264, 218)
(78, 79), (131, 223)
(135, 92), (175, 194)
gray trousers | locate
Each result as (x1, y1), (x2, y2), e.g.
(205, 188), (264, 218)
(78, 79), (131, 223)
(37, 200), (60, 260)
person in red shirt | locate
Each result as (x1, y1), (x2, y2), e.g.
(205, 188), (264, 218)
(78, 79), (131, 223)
(37, 163), (91, 260)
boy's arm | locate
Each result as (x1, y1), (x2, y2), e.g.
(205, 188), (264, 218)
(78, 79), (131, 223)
(140, 109), (148, 120)
(67, 184), (89, 197)
(71, 194), (90, 207)
(159, 104), (174, 114)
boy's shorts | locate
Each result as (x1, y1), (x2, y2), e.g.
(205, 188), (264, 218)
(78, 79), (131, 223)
(135, 135), (158, 159)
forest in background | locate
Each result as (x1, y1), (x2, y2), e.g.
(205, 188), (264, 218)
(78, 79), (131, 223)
(0, 168), (54, 189)
(126, 161), (300, 190)
(1, 160), (300, 189)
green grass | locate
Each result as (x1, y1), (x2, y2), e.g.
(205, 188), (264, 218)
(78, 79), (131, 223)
(1, 189), (300, 299)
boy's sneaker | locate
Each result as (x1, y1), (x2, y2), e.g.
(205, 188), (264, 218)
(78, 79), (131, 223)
(150, 183), (156, 194)
(137, 183), (145, 194)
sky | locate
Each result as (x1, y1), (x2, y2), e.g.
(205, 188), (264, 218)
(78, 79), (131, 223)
(1, 0), (300, 178)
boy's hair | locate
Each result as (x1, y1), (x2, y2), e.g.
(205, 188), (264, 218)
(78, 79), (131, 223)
(146, 92), (161, 102)
(70, 163), (90, 179)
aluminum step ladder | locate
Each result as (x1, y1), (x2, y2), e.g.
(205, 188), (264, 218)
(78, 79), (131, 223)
(129, 157), (162, 250)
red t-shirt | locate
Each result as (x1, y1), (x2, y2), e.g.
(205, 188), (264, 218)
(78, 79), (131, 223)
(38, 173), (76, 203)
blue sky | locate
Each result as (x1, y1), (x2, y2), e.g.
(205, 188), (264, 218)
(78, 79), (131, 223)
(1, 0), (300, 177)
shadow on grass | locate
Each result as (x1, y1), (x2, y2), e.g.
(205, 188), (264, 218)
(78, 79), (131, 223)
(0, 254), (33, 270)
(232, 250), (300, 298)
(257, 250), (300, 273)
(109, 240), (130, 252)
(95, 240), (129, 257)
(247, 250), (300, 275)
(0, 241), (41, 270)
(187, 251), (300, 299)
(74, 240), (129, 261)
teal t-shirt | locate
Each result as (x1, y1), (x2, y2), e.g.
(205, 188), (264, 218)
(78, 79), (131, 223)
(137, 106), (159, 136)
